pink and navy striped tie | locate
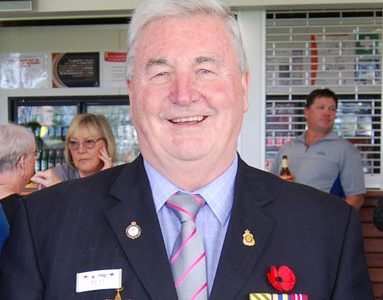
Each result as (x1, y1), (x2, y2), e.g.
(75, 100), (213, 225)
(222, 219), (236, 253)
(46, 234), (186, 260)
(166, 193), (208, 300)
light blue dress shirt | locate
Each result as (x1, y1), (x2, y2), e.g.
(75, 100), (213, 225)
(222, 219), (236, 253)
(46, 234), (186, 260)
(144, 156), (237, 294)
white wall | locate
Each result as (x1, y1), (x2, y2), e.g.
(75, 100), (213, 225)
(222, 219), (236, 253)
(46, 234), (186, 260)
(0, 25), (127, 53)
(237, 10), (265, 169)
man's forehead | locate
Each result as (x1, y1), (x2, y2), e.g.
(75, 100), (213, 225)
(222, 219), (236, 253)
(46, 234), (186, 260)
(314, 96), (336, 104)
(138, 13), (226, 40)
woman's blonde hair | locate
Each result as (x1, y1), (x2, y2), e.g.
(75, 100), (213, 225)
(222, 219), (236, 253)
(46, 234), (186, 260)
(64, 114), (116, 168)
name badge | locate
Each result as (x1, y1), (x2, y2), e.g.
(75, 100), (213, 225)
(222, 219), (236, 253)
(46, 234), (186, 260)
(76, 269), (122, 293)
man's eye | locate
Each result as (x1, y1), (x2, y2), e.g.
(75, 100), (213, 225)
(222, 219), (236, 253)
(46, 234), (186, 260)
(152, 71), (169, 78)
(196, 68), (217, 78)
(198, 69), (212, 74)
(149, 71), (171, 83)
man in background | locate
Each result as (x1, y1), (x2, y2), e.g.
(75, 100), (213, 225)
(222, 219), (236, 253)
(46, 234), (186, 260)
(0, 1), (372, 299)
(272, 88), (365, 210)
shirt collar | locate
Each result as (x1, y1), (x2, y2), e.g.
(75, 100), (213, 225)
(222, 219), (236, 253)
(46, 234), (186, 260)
(144, 156), (238, 226)
(298, 130), (340, 144)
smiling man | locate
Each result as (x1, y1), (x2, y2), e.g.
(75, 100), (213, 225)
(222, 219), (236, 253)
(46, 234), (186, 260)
(127, 12), (248, 192)
(0, 1), (373, 299)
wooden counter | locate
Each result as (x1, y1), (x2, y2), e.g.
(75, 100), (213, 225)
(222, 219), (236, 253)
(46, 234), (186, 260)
(363, 191), (383, 299)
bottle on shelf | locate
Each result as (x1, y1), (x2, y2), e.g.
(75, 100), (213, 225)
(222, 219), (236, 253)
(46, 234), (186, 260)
(279, 155), (293, 181)
(48, 149), (56, 169)
(40, 149), (48, 171)
(34, 150), (41, 173)
(55, 149), (64, 167)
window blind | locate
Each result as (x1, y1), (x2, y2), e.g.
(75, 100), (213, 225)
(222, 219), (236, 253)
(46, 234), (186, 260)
(265, 9), (383, 184)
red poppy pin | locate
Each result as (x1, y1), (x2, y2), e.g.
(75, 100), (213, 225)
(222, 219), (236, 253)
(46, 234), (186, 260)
(267, 265), (296, 292)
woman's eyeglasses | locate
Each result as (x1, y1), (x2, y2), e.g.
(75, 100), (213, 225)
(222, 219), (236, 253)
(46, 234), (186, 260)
(68, 138), (103, 151)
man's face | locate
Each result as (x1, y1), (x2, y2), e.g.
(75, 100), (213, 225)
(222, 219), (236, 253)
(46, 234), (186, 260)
(128, 14), (249, 170)
(304, 96), (337, 134)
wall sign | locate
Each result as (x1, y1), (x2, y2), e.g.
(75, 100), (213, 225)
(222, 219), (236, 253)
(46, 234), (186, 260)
(52, 52), (100, 88)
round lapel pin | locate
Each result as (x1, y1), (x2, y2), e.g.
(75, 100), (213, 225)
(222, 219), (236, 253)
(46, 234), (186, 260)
(126, 221), (141, 239)
(243, 229), (255, 246)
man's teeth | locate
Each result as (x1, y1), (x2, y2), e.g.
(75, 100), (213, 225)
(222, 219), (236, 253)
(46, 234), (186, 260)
(172, 116), (204, 123)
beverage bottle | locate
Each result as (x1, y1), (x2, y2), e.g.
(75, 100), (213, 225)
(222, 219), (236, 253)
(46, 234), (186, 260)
(55, 149), (63, 167)
(280, 155), (293, 181)
(34, 149), (41, 172)
(48, 149), (56, 169)
(41, 149), (48, 171)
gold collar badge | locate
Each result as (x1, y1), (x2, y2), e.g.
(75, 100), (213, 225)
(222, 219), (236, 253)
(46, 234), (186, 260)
(243, 229), (255, 246)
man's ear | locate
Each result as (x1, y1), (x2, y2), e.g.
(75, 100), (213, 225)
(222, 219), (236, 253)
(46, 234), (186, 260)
(241, 71), (250, 112)
(303, 107), (309, 120)
(17, 154), (27, 176)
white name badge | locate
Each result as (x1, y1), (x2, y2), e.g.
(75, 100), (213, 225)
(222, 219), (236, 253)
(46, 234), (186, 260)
(76, 269), (122, 293)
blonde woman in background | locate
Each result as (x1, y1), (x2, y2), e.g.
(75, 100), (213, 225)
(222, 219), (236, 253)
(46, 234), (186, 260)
(0, 123), (36, 252)
(32, 114), (116, 188)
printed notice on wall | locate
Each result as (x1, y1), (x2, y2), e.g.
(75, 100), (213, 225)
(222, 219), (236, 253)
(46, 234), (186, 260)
(0, 53), (49, 89)
(52, 52), (100, 88)
(103, 51), (127, 88)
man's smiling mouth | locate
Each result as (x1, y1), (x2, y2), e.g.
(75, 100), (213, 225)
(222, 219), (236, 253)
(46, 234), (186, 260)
(170, 115), (206, 123)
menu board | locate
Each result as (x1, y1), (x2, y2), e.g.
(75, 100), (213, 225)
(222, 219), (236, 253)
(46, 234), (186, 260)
(52, 52), (100, 88)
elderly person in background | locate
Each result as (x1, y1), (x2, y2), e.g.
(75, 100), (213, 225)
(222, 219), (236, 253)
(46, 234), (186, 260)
(0, 123), (36, 252)
(32, 113), (116, 188)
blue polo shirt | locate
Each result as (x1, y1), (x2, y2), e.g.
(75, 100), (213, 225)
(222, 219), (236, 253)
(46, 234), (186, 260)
(271, 131), (366, 197)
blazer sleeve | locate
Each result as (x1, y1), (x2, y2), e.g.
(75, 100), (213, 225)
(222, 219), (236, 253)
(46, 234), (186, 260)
(331, 208), (374, 299)
(0, 197), (44, 299)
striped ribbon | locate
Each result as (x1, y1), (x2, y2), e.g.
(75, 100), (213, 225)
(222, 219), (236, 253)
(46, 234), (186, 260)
(249, 293), (308, 300)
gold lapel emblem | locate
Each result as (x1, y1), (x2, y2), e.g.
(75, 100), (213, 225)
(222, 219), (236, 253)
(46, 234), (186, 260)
(243, 229), (255, 246)
(126, 221), (141, 239)
(113, 287), (123, 300)
(106, 287), (130, 300)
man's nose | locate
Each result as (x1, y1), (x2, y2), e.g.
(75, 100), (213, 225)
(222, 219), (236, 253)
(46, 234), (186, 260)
(170, 75), (197, 105)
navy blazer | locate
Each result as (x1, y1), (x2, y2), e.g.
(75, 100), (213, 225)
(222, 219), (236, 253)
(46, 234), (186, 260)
(0, 156), (373, 299)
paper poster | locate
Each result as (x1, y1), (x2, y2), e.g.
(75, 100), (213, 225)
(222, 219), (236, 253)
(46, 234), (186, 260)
(0, 53), (49, 89)
(103, 51), (127, 88)
(52, 52), (100, 88)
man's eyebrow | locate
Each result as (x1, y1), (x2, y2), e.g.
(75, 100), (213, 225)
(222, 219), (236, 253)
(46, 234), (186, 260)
(195, 56), (218, 64)
(145, 58), (168, 70)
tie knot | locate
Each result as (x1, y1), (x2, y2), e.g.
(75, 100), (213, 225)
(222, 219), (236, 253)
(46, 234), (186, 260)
(166, 193), (205, 222)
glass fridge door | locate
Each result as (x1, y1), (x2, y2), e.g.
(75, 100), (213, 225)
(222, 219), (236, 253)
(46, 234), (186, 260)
(10, 99), (78, 172)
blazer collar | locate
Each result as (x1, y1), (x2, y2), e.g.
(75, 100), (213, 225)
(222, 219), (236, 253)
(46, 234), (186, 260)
(105, 156), (178, 300)
(210, 158), (276, 300)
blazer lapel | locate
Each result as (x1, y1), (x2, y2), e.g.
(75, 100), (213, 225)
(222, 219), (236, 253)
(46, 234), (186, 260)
(104, 158), (178, 300)
(210, 160), (276, 300)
